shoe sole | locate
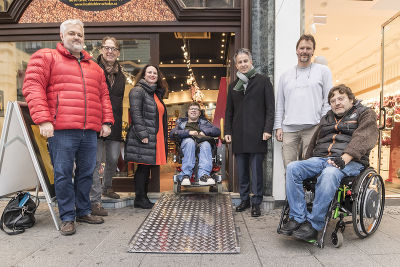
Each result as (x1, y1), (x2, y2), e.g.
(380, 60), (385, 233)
(251, 213), (261, 217)
(292, 232), (317, 243)
(134, 204), (152, 209)
(76, 218), (104, 224)
(181, 180), (191, 186)
(199, 181), (215, 186)
(235, 207), (250, 212)
(60, 229), (76, 236)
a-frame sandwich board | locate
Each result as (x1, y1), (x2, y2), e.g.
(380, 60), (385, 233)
(0, 101), (59, 230)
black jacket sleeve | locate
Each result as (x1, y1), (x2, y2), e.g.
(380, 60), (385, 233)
(129, 86), (148, 140)
(263, 77), (275, 134)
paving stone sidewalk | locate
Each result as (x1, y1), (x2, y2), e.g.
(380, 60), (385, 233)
(1, 200), (400, 266)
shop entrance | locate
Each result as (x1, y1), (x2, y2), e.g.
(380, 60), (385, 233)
(305, 0), (400, 197)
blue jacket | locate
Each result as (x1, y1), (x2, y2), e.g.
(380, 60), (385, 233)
(170, 117), (221, 141)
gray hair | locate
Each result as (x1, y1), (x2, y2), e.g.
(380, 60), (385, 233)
(60, 19), (84, 35)
(233, 48), (252, 63)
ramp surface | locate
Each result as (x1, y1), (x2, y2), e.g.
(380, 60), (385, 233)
(128, 193), (240, 254)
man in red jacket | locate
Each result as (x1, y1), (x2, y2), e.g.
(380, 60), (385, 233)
(22, 19), (114, 236)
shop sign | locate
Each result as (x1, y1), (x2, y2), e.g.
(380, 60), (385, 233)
(59, 0), (131, 11)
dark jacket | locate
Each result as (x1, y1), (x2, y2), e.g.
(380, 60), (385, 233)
(224, 73), (275, 153)
(169, 116), (221, 141)
(124, 80), (168, 165)
(97, 55), (126, 141)
(305, 101), (378, 167)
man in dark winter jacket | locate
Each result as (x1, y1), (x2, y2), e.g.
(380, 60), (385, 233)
(90, 36), (126, 216)
(224, 48), (275, 217)
(170, 102), (220, 186)
(280, 84), (378, 242)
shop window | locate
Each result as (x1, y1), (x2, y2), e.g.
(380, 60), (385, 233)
(178, 0), (240, 8)
(0, 0), (14, 12)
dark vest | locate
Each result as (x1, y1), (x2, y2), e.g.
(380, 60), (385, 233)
(313, 102), (370, 165)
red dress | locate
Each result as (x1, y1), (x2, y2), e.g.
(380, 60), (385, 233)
(154, 94), (166, 165)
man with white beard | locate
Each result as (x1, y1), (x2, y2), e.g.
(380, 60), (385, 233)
(22, 19), (114, 236)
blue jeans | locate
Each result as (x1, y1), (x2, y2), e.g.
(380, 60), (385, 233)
(286, 157), (364, 231)
(180, 138), (212, 179)
(236, 153), (265, 205)
(48, 129), (97, 222)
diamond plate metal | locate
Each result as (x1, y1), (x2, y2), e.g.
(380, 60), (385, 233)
(128, 193), (240, 254)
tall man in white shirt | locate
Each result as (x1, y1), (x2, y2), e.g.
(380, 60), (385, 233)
(274, 34), (333, 168)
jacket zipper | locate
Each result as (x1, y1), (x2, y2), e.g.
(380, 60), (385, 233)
(54, 93), (59, 124)
(77, 58), (87, 129)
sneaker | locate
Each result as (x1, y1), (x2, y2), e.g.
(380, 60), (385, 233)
(292, 221), (318, 242)
(76, 214), (104, 224)
(102, 189), (120, 199)
(181, 175), (191, 186)
(60, 221), (76, 236)
(199, 175), (215, 185)
(279, 218), (301, 236)
(91, 202), (108, 216)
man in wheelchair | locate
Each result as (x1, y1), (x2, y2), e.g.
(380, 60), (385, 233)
(170, 102), (221, 186)
(280, 84), (379, 242)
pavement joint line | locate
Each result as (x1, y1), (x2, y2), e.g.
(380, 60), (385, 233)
(240, 212), (263, 267)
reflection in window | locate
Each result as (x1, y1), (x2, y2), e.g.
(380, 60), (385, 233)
(0, 0), (14, 12)
(179, 0), (240, 8)
(1, 39), (150, 101)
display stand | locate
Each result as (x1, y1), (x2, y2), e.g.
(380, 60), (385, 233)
(0, 101), (59, 230)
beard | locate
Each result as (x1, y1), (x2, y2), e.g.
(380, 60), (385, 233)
(64, 42), (83, 53)
(299, 54), (311, 62)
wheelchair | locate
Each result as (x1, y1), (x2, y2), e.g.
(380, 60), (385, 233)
(277, 167), (385, 248)
(172, 137), (223, 194)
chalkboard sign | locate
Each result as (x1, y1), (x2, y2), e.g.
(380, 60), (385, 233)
(60, 0), (131, 11)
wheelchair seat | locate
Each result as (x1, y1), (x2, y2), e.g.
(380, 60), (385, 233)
(171, 137), (223, 193)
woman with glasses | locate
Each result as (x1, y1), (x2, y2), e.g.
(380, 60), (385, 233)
(90, 36), (126, 216)
(125, 65), (168, 209)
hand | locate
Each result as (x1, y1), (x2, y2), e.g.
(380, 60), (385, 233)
(275, 128), (283, 142)
(224, 135), (232, 143)
(263, 132), (272, 140)
(198, 131), (206, 136)
(100, 124), (111, 137)
(327, 157), (345, 169)
(39, 122), (54, 138)
(189, 131), (198, 136)
(141, 138), (149, 144)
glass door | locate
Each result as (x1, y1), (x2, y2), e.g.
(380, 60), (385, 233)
(379, 13), (400, 196)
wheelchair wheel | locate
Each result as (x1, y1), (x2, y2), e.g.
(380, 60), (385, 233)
(173, 183), (181, 194)
(352, 168), (385, 239)
(331, 231), (343, 248)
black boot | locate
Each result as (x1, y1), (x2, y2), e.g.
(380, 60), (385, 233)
(134, 197), (153, 209)
(251, 204), (261, 217)
(280, 218), (301, 236)
(144, 182), (154, 208)
(292, 221), (318, 242)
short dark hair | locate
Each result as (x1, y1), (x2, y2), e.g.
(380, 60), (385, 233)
(136, 64), (169, 92)
(328, 84), (356, 104)
(296, 34), (316, 50)
(233, 48), (252, 63)
(188, 102), (201, 110)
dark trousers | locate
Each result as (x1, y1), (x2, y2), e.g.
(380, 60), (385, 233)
(134, 164), (152, 199)
(235, 153), (265, 205)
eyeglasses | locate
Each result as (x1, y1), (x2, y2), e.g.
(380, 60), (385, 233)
(102, 46), (119, 52)
(189, 108), (200, 111)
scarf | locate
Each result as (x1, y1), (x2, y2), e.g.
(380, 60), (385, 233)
(100, 55), (119, 87)
(138, 79), (157, 94)
(233, 67), (257, 94)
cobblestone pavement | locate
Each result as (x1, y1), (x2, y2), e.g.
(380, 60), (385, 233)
(1, 201), (400, 266)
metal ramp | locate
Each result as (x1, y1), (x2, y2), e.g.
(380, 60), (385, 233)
(128, 193), (240, 254)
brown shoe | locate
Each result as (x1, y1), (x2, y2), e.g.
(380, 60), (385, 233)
(60, 221), (76, 236)
(76, 214), (104, 224)
(91, 202), (108, 216)
(102, 189), (120, 199)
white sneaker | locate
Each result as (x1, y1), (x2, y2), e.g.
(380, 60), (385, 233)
(181, 176), (191, 186)
(199, 175), (215, 185)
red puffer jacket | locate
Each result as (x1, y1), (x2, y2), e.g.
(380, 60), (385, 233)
(22, 43), (114, 132)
